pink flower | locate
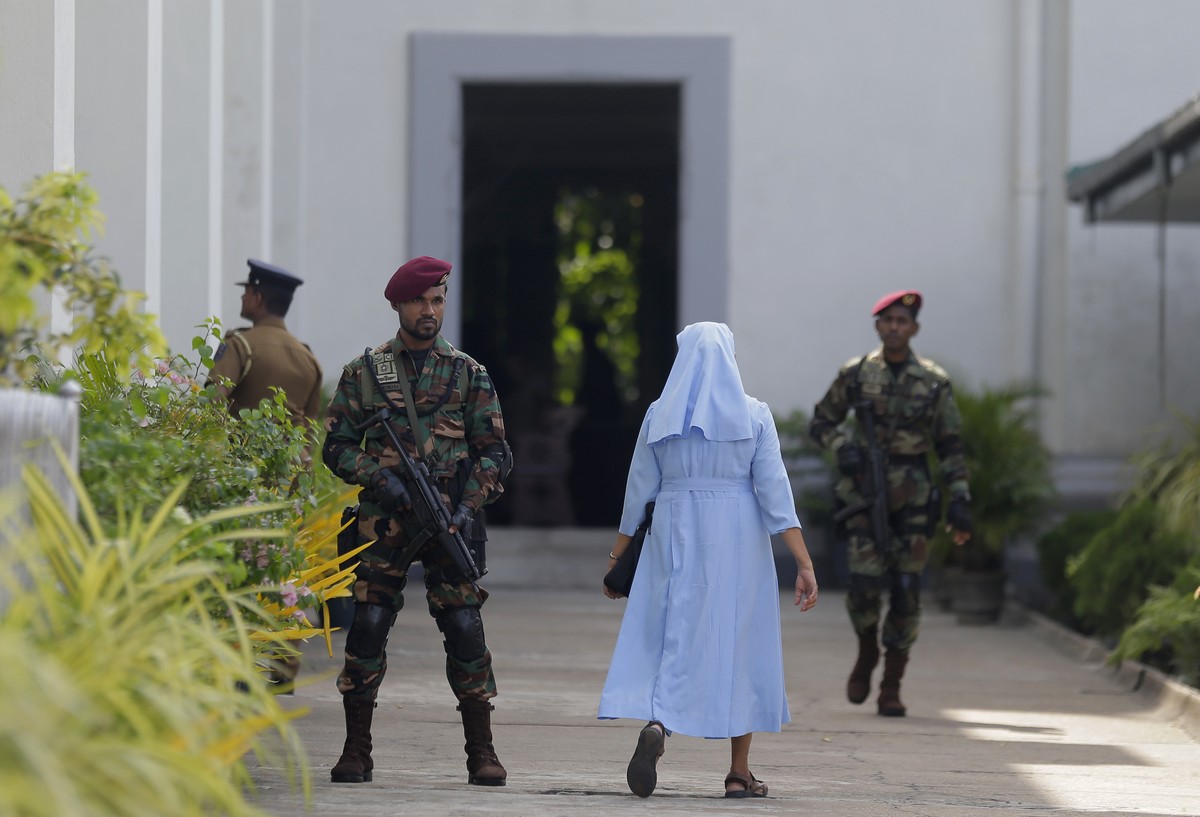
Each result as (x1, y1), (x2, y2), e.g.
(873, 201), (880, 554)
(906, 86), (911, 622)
(280, 583), (299, 607)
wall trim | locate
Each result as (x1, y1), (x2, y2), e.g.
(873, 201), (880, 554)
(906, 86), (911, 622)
(409, 32), (731, 343)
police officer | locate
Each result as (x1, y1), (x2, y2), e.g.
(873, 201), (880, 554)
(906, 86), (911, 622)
(209, 259), (323, 689)
(808, 290), (972, 717)
(322, 256), (509, 786)
(209, 259), (323, 428)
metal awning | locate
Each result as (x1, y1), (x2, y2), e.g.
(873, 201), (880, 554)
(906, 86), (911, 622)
(1067, 93), (1200, 223)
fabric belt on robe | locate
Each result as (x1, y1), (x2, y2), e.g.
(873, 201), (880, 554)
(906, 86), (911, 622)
(659, 477), (753, 493)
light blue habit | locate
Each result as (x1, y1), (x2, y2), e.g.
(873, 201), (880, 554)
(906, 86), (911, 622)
(598, 322), (801, 738)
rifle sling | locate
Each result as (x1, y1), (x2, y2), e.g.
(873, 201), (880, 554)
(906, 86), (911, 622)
(396, 368), (431, 460)
(363, 346), (432, 460)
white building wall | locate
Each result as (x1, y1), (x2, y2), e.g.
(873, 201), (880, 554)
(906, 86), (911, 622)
(0, 1), (68, 188)
(75, 1), (152, 301)
(290, 0), (1021, 410)
(1063, 0), (1200, 455)
(728, 1), (1018, 410)
(4, 0), (1200, 472)
(161, 0), (216, 350)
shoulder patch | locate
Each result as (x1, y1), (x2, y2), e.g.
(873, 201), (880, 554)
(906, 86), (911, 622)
(915, 355), (951, 382)
(839, 354), (866, 375)
(369, 348), (400, 386)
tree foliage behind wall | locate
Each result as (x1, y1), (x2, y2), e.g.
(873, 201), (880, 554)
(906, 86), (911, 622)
(552, 187), (643, 408)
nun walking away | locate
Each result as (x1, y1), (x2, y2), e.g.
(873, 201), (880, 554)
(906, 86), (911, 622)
(599, 321), (819, 799)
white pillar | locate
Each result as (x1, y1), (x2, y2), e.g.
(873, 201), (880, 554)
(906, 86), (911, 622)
(75, 0), (159, 302)
(208, 0), (226, 323)
(1009, 0), (1044, 386)
(1036, 0), (1072, 451)
(144, 0), (164, 318)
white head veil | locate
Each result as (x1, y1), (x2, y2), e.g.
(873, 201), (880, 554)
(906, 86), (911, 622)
(645, 321), (754, 444)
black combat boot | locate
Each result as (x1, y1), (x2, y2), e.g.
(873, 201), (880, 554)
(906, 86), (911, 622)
(846, 626), (880, 704)
(330, 697), (376, 782)
(458, 699), (507, 786)
(877, 650), (909, 717)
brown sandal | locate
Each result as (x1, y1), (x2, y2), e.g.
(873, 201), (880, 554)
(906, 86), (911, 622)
(626, 722), (666, 798)
(724, 771), (768, 798)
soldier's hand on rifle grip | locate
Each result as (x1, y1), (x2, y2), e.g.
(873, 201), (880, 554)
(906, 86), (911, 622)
(946, 496), (972, 544)
(374, 469), (412, 513)
(835, 442), (863, 477)
(449, 503), (473, 536)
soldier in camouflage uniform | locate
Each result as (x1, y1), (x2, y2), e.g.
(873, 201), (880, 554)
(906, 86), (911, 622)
(322, 256), (509, 786)
(808, 290), (972, 717)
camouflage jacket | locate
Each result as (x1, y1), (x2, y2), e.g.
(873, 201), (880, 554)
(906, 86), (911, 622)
(808, 347), (970, 498)
(322, 333), (506, 512)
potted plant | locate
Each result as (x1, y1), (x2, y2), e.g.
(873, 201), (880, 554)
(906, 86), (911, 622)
(933, 382), (1056, 624)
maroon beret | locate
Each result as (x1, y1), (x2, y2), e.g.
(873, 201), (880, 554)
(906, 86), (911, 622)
(872, 289), (922, 317)
(384, 256), (452, 303)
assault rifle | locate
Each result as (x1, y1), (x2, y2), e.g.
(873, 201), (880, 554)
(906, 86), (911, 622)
(357, 405), (485, 587)
(832, 399), (890, 552)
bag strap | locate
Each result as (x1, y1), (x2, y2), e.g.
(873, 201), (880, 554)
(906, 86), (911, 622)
(228, 331), (253, 380)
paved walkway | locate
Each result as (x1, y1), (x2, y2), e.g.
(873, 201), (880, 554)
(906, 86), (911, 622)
(248, 528), (1200, 816)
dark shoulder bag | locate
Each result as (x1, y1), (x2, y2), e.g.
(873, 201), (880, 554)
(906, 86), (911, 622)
(604, 501), (655, 598)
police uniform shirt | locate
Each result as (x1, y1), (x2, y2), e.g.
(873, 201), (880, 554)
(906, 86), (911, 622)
(209, 315), (323, 425)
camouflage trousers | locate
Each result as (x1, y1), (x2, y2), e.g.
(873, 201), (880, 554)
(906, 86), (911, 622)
(836, 456), (937, 653)
(336, 506), (496, 704)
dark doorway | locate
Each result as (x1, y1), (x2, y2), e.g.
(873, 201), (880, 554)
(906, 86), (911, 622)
(461, 83), (680, 527)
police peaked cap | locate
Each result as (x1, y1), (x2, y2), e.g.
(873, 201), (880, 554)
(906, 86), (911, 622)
(385, 256), (452, 302)
(872, 289), (922, 317)
(239, 259), (304, 292)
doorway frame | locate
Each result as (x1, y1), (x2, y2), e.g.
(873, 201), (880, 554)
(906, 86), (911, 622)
(409, 33), (731, 343)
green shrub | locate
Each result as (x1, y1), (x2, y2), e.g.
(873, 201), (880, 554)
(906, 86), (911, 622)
(931, 382), (1056, 572)
(1067, 498), (1192, 638)
(1035, 508), (1118, 627)
(0, 467), (308, 817)
(1112, 567), (1200, 686)
(0, 169), (365, 813)
(0, 172), (165, 385)
(1126, 412), (1200, 537)
(30, 336), (324, 598)
(1084, 412), (1200, 680)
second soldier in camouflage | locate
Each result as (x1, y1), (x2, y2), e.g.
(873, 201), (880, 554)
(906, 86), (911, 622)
(808, 289), (972, 717)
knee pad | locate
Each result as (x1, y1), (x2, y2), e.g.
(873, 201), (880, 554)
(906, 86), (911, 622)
(436, 606), (486, 662)
(847, 573), (883, 609)
(345, 602), (396, 659)
(890, 572), (922, 616)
